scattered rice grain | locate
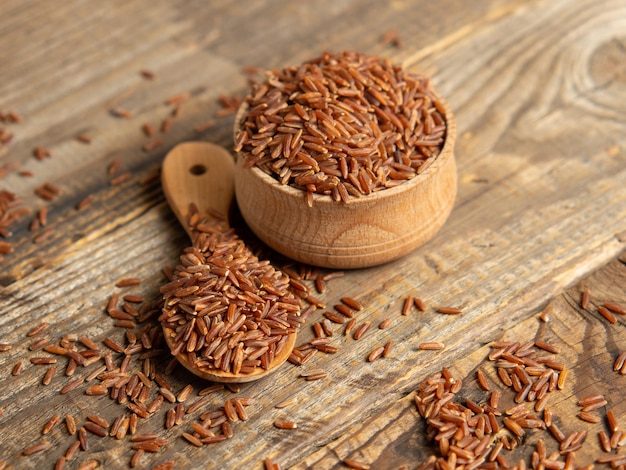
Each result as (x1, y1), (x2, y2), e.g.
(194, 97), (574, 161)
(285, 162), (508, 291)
(418, 342), (445, 351)
(597, 306), (617, 324)
(273, 419), (297, 429)
(23, 439), (51, 455)
(436, 306), (463, 315)
(344, 458), (370, 470)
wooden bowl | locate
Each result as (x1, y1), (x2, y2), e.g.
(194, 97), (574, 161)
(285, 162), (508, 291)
(233, 96), (457, 269)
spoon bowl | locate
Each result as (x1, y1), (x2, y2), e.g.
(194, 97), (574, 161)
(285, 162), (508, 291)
(161, 142), (297, 383)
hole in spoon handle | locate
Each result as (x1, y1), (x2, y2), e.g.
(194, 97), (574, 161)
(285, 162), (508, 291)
(189, 164), (207, 176)
(161, 142), (235, 233)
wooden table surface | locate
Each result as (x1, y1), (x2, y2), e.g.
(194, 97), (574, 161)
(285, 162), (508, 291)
(1, 1), (626, 469)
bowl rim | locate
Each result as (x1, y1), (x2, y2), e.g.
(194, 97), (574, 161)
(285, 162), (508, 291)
(233, 87), (457, 206)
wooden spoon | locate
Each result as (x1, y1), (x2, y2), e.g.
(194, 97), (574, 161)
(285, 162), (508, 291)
(160, 141), (297, 382)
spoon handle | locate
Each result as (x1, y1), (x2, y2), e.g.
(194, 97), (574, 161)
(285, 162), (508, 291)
(161, 142), (235, 236)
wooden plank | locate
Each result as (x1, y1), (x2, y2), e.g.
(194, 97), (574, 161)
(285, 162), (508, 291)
(298, 251), (626, 468)
(0, 0), (625, 468)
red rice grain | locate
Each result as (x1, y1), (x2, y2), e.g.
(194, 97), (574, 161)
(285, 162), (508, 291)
(116, 277), (141, 287)
(301, 371), (328, 381)
(12, 360), (24, 376)
(65, 440), (80, 460)
(275, 397), (297, 409)
(142, 123), (155, 137)
(414, 297), (427, 311)
(194, 120), (217, 133)
(198, 384), (224, 396)
(111, 108), (133, 119)
(31, 356), (56, 365)
(322, 271), (345, 281)
(603, 301), (625, 315)
(368, 346), (385, 362)
(182, 432), (203, 447)
(84, 421), (108, 437)
(33, 228), (55, 244)
(130, 449), (144, 468)
(578, 394), (605, 406)
(76, 195), (92, 210)
(334, 303), (354, 318)
(344, 458), (370, 470)
(153, 461), (176, 470)
(580, 289), (590, 309)
(79, 336), (99, 351)
(43, 345), (68, 356)
(321, 318), (333, 336)
(201, 435), (228, 444)
(490, 390), (501, 409)
(27, 321), (48, 336)
(123, 294), (144, 303)
(107, 159), (122, 175)
(344, 319), (357, 337)
(597, 306), (617, 324)
(535, 340), (559, 354)
(419, 342), (445, 351)
(402, 296), (413, 315)
(503, 417), (524, 437)
(60, 377), (84, 394)
(66, 415), (77, 435)
(29, 338), (50, 351)
(33, 146), (51, 160)
(543, 407), (553, 427)
(23, 439), (51, 455)
(110, 172), (132, 185)
(42, 414), (61, 434)
(614, 352), (626, 372)
(224, 399), (238, 422)
(578, 411), (601, 423)
(87, 415), (109, 429)
(557, 369), (568, 390)
(140, 69), (156, 80)
(263, 457), (280, 470)
(436, 306), (463, 315)
(165, 409), (176, 429)
(599, 430), (611, 453)
(548, 423), (565, 442)
(222, 421), (234, 438)
(353, 321), (371, 340)
(177, 384), (194, 402)
(273, 419), (297, 429)
(476, 369), (490, 391)
(129, 413), (138, 434)
(581, 399), (607, 412)
(324, 311), (347, 324)
(42, 365), (56, 385)
(166, 92), (190, 105)
(341, 297), (363, 311)
(161, 117), (173, 133)
(55, 456), (66, 470)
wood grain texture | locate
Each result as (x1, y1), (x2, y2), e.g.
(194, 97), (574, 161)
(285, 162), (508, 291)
(300, 252), (626, 469)
(1, 0), (625, 468)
